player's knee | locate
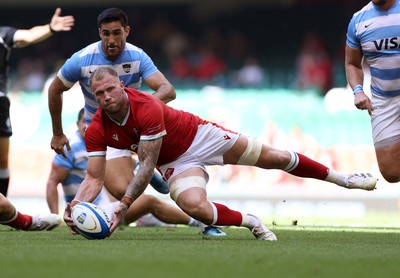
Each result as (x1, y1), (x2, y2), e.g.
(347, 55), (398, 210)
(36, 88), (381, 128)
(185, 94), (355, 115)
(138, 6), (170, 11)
(169, 176), (210, 219)
(169, 176), (207, 202)
(180, 198), (211, 222)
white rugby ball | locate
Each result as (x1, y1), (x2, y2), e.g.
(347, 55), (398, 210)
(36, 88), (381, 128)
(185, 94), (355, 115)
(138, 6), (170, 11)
(71, 202), (111, 240)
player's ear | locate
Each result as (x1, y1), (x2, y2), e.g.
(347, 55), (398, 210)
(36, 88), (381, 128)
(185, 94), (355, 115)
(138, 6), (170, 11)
(125, 26), (130, 36)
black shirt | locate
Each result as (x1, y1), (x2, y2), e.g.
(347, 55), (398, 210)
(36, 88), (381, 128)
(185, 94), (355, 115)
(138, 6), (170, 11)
(0, 26), (17, 93)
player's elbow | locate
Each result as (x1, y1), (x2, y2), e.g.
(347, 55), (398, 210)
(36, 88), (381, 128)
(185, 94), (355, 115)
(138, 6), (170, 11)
(166, 85), (177, 102)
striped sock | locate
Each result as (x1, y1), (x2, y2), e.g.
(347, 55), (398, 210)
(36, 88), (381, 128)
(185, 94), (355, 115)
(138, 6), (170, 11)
(284, 151), (329, 180)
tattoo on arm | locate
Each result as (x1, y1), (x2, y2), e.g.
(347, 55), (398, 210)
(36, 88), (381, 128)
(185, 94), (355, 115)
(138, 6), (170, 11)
(124, 139), (162, 200)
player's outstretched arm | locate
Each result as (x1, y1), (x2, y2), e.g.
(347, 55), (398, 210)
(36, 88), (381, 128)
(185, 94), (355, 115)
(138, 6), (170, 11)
(14, 7), (74, 48)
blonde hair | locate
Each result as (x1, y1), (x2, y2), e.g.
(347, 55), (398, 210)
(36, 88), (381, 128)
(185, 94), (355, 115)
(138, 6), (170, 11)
(89, 66), (119, 87)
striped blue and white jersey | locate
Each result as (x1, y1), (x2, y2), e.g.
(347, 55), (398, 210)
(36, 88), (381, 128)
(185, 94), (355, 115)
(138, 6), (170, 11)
(58, 41), (158, 124)
(346, 0), (400, 97)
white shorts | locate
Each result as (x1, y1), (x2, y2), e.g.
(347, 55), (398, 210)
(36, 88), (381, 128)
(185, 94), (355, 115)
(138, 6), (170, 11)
(371, 93), (400, 148)
(106, 146), (132, 160)
(159, 122), (239, 182)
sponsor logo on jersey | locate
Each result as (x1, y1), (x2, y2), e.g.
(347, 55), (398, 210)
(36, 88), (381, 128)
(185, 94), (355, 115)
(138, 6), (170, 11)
(122, 64), (131, 73)
(373, 37), (400, 50)
(112, 134), (119, 141)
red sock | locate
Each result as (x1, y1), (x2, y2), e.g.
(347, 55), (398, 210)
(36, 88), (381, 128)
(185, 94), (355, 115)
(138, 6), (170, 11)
(8, 212), (32, 230)
(212, 202), (243, 226)
(288, 153), (329, 180)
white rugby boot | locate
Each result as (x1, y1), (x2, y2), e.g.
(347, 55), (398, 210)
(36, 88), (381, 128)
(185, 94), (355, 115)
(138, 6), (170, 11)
(28, 214), (61, 231)
(345, 173), (377, 191)
(248, 214), (277, 241)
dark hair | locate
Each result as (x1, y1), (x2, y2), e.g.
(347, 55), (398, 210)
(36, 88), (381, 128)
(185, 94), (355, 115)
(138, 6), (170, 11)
(97, 8), (128, 28)
(77, 108), (84, 122)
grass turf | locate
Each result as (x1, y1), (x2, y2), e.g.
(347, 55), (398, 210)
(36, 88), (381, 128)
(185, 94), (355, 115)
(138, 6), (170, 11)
(0, 223), (399, 278)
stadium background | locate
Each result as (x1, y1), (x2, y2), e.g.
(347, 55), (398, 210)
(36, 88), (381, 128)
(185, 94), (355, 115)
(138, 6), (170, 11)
(1, 1), (400, 222)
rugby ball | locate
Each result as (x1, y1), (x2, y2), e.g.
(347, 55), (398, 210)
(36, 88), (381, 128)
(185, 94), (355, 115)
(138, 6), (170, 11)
(71, 202), (111, 240)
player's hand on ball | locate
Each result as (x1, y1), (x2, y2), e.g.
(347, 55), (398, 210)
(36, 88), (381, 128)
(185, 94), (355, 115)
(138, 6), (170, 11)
(63, 203), (79, 235)
(109, 203), (127, 236)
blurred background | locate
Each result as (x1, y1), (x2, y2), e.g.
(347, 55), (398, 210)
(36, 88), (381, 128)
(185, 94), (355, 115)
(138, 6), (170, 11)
(2, 0), (400, 226)
(2, 0), (364, 93)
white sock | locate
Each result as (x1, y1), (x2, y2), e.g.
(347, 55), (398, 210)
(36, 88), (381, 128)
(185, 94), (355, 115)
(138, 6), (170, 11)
(325, 169), (347, 187)
(241, 214), (258, 229)
(187, 217), (199, 227)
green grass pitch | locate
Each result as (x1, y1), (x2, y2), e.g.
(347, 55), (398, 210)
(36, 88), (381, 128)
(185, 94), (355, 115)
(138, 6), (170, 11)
(1, 220), (399, 278)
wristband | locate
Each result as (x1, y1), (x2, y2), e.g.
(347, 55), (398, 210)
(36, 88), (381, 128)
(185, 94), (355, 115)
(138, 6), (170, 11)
(49, 23), (56, 33)
(353, 85), (363, 95)
(120, 195), (134, 210)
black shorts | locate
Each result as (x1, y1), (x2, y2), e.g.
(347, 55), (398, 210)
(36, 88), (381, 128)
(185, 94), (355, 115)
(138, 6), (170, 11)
(0, 96), (12, 137)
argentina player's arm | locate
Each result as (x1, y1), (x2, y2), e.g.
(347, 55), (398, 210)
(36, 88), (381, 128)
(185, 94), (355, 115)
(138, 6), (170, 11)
(345, 45), (364, 89)
(344, 7), (374, 115)
(345, 44), (373, 115)
(46, 162), (70, 214)
(48, 76), (73, 156)
(48, 52), (83, 156)
(139, 49), (176, 103)
(145, 71), (176, 104)
(344, 14), (364, 90)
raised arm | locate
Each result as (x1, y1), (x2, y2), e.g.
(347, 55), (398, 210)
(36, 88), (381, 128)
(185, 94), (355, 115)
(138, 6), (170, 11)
(14, 7), (74, 48)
